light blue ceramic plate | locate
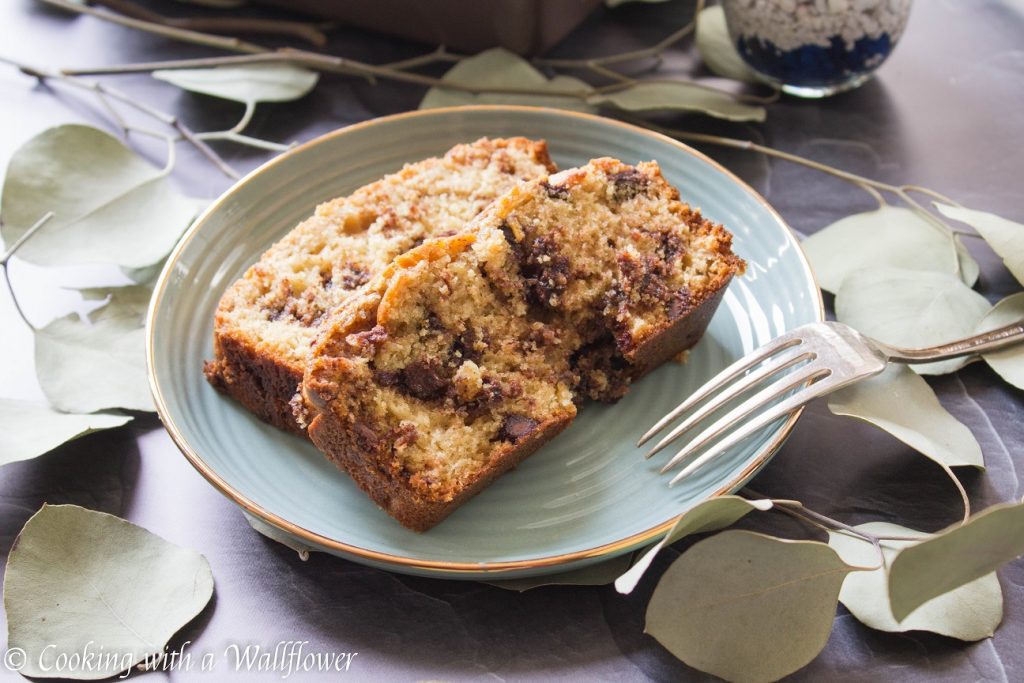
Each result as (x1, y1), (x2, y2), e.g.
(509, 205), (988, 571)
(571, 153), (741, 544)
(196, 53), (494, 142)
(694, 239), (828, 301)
(148, 106), (822, 579)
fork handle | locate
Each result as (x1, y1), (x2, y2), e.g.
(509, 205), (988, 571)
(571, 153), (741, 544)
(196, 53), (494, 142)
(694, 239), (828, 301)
(883, 320), (1024, 364)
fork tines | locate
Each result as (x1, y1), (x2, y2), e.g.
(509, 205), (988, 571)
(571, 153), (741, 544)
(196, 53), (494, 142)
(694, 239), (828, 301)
(638, 325), (829, 486)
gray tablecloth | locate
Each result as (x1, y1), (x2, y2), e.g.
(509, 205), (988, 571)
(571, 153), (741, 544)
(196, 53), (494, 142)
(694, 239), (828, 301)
(1, 1), (1022, 680)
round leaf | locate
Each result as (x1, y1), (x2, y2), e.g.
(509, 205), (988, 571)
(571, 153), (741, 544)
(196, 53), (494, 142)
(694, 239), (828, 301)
(0, 125), (196, 268)
(828, 364), (983, 469)
(976, 292), (1024, 391)
(889, 502), (1024, 622)
(802, 207), (971, 294)
(695, 6), (760, 83)
(0, 400), (132, 465)
(835, 266), (992, 375)
(936, 203), (1024, 287)
(588, 82), (766, 122)
(420, 48), (594, 112)
(35, 286), (153, 413)
(646, 530), (855, 683)
(828, 522), (1002, 640)
(4, 504), (214, 679)
(153, 64), (320, 104)
(616, 495), (772, 594)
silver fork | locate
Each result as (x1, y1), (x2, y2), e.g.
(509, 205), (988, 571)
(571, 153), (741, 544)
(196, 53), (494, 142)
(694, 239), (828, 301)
(639, 319), (1024, 486)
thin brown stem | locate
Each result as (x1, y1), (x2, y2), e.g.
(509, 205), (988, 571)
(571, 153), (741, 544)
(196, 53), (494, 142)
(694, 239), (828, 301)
(171, 117), (240, 179)
(592, 76), (779, 105)
(89, 0), (330, 47)
(742, 488), (923, 543)
(381, 45), (462, 70)
(4, 57), (240, 179)
(1, 265), (34, 331)
(62, 50), (594, 97)
(895, 189), (962, 276)
(1, 212), (55, 266)
(536, 0), (706, 68)
(902, 184), (959, 207)
(587, 62), (637, 85)
(1, 212), (54, 332)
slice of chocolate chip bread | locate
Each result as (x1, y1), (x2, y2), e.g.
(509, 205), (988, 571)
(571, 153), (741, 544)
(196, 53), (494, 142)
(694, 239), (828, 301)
(204, 138), (556, 435)
(301, 158), (745, 530)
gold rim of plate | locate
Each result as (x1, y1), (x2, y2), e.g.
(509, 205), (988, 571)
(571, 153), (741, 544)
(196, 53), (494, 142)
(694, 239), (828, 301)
(145, 105), (825, 576)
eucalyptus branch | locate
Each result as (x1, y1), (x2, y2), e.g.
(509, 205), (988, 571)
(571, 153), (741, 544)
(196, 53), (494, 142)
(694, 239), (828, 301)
(586, 62), (637, 85)
(901, 184), (959, 207)
(0, 212), (55, 332)
(197, 132), (292, 152)
(381, 45), (462, 70)
(3, 57), (240, 179)
(536, 0), (706, 69)
(51, 0), (757, 108)
(38, 0), (267, 54)
(742, 488), (934, 545)
(192, 101), (291, 152)
(631, 118), (967, 257)
(89, 0), (332, 47)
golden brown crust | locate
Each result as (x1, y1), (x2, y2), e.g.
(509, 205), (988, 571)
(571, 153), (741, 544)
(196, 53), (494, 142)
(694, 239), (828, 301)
(206, 138), (556, 435)
(305, 394), (572, 531)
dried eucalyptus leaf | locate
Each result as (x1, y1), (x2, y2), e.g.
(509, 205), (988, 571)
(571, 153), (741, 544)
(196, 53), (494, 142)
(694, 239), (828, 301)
(646, 531), (855, 683)
(4, 505), (214, 679)
(153, 64), (319, 104)
(588, 82), (766, 122)
(484, 553), (634, 592)
(802, 207), (969, 294)
(695, 6), (760, 83)
(616, 495), (772, 594)
(35, 285), (153, 413)
(828, 522), (1002, 640)
(936, 203), (1024, 287)
(243, 511), (315, 561)
(420, 48), (595, 112)
(975, 293), (1024, 390)
(0, 400), (132, 465)
(889, 502), (1024, 622)
(835, 266), (992, 375)
(0, 124), (195, 268)
(828, 364), (983, 469)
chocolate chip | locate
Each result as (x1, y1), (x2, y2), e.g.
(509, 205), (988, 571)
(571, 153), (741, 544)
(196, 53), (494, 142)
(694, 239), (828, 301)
(668, 289), (693, 318)
(402, 359), (449, 400)
(392, 422), (418, 449)
(340, 264), (370, 289)
(452, 326), (482, 363)
(520, 235), (570, 307)
(541, 180), (569, 200)
(426, 312), (444, 331)
(610, 168), (650, 202)
(349, 324), (388, 350)
(373, 368), (402, 387)
(499, 414), (539, 443)
(499, 221), (519, 247)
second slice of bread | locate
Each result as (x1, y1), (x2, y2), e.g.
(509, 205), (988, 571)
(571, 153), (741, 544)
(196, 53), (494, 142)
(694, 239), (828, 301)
(302, 158), (745, 530)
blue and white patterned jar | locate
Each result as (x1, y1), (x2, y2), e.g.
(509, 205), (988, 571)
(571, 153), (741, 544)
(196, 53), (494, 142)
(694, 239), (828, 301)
(721, 0), (913, 97)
